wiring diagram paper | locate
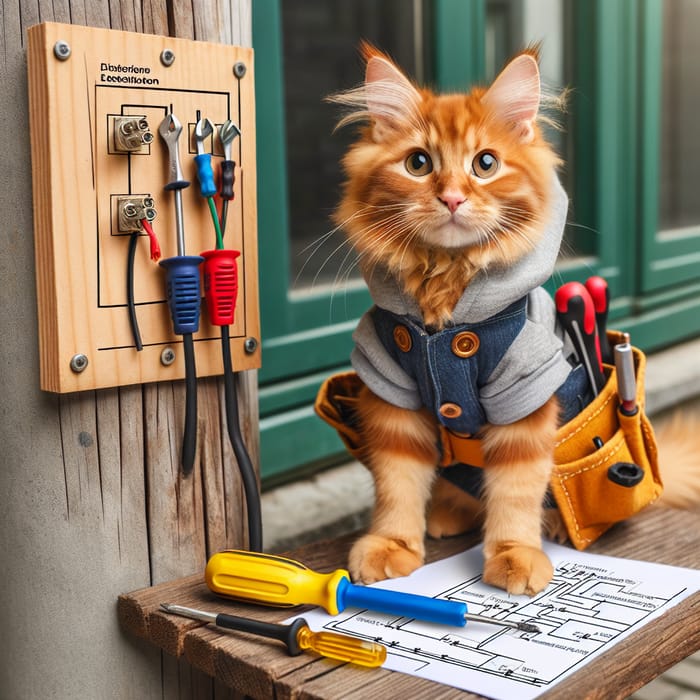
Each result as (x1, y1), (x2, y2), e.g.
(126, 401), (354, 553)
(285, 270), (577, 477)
(290, 543), (700, 699)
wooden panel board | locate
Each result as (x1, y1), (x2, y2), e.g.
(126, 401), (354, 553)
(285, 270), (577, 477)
(27, 22), (260, 392)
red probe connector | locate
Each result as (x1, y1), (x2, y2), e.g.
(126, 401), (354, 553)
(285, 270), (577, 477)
(201, 249), (240, 326)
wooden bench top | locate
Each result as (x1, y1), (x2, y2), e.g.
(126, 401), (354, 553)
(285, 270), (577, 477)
(118, 506), (700, 699)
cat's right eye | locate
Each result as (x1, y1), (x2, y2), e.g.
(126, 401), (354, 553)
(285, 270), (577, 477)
(405, 151), (433, 176)
(472, 150), (499, 179)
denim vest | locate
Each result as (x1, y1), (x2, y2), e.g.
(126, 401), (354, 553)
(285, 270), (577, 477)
(371, 297), (592, 500)
(371, 297), (529, 436)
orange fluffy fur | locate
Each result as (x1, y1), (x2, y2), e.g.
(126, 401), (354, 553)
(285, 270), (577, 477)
(331, 46), (700, 595)
(333, 44), (559, 329)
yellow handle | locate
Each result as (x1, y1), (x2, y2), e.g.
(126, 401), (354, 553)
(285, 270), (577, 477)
(205, 549), (349, 614)
(296, 626), (387, 667)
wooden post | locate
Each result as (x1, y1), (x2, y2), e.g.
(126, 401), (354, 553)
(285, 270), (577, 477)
(0, 2), (256, 698)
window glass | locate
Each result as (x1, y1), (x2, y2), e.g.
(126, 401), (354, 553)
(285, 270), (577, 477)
(281, 0), (430, 289)
(485, 0), (579, 252)
(658, 0), (700, 232)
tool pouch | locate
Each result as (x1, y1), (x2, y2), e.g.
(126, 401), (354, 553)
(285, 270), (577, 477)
(549, 330), (662, 549)
(315, 329), (662, 550)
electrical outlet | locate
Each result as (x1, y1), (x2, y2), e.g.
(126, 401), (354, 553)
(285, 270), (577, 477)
(113, 115), (154, 152)
(116, 195), (156, 232)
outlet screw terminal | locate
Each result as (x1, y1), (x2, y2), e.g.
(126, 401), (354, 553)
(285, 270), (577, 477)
(114, 116), (154, 152)
(118, 196), (157, 233)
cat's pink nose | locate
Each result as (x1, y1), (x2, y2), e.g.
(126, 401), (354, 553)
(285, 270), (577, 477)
(439, 191), (466, 214)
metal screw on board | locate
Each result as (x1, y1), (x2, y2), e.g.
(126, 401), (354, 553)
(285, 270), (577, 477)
(233, 62), (247, 79)
(244, 337), (258, 354)
(70, 354), (88, 373)
(161, 347), (176, 366)
(53, 41), (71, 61)
(160, 49), (175, 67)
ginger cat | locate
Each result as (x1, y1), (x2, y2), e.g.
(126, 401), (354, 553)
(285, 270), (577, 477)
(328, 45), (700, 596)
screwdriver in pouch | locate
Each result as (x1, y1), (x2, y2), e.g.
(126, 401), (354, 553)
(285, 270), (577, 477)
(585, 276), (613, 364)
(205, 550), (540, 633)
(160, 603), (386, 667)
(555, 281), (606, 395)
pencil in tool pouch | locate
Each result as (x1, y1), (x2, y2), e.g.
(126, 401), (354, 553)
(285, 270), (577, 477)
(206, 550), (539, 632)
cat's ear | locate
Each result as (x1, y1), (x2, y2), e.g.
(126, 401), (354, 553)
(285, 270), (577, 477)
(363, 46), (422, 140)
(482, 53), (541, 142)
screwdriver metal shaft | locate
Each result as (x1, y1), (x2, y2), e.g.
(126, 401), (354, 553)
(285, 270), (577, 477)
(158, 114), (189, 255)
(464, 613), (539, 633)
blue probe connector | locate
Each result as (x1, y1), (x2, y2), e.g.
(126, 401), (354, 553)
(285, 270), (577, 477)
(159, 255), (205, 334)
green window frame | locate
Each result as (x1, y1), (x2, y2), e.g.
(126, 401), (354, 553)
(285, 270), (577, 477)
(253, 0), (700, 484)
(639, 0), (700, 295)
(565, 0), (700, 348)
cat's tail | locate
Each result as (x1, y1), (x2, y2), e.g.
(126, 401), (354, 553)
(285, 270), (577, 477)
(654, 410), (700, 509)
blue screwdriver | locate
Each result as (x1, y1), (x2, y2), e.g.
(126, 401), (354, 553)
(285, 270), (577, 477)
(206, 550), (540, 632)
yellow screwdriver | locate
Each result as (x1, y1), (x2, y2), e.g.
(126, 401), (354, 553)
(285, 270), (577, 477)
(160, 603), (386, 667)
(206, 550), (540, 632)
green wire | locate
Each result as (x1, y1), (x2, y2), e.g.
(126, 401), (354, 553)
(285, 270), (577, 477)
(207, 196), (224, 250)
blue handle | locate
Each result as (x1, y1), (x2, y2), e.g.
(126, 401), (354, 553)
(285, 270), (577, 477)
(336, 578), (467, 627)
(159, 255), (204, 334)
(194, 153), (217, 197)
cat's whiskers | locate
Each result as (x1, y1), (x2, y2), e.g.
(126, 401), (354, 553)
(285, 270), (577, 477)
(316, 205), (419, 315)
(392, 223), (425, 275)
(315, 206), (417, 289)
(350, 206), (419, 266)
(333, 207), (410, 284)
(296, 203), (409, 290)
(294, 206), (371, 285)
(497, 218), (540, 254)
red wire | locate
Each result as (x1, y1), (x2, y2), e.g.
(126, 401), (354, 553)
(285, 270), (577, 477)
(141, 219), (161, 261)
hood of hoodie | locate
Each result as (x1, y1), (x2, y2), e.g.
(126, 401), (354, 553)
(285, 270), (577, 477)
(361, 175), (568, 324)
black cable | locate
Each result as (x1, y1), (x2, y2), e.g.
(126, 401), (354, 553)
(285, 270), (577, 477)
(182, 333), (198, 476)
(221, 325), (263, 551)
(127, 232), (143, 351)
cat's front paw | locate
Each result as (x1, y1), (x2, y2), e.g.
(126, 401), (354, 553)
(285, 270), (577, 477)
(349, 533), (424, 583)
(482, 542), (553, 596)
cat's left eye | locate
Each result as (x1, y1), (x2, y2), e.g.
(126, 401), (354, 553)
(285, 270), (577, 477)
(472, 151), (499, 179)
(405, 151), (433, 177)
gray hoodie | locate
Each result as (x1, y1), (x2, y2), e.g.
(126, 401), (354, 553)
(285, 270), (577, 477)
(350, 176), (572, 428)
